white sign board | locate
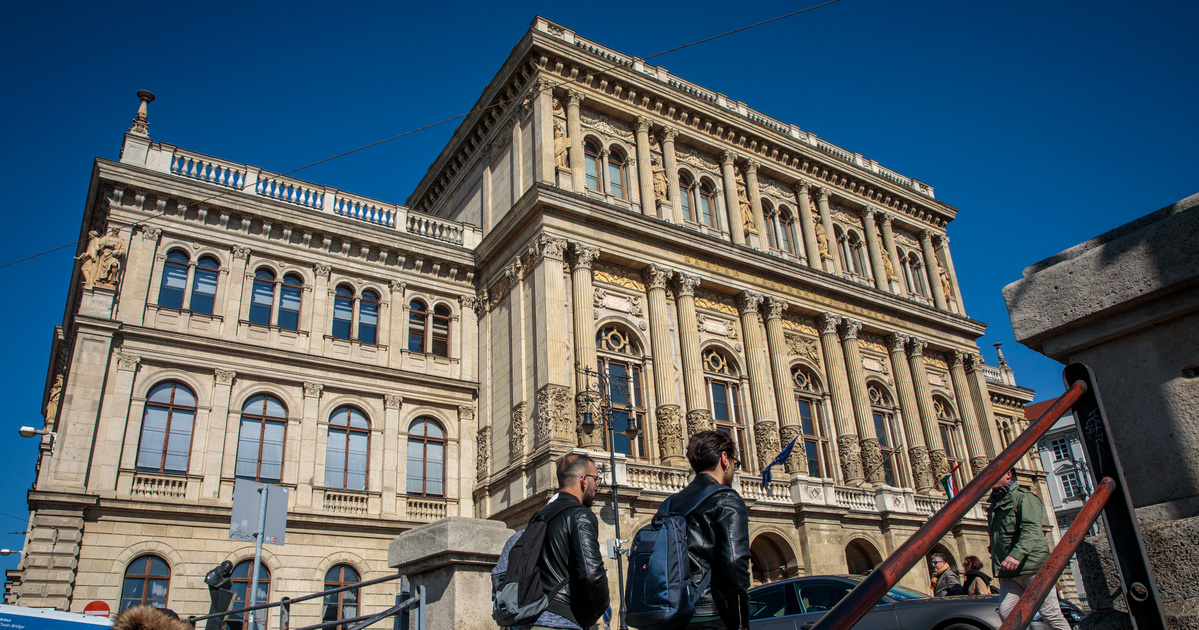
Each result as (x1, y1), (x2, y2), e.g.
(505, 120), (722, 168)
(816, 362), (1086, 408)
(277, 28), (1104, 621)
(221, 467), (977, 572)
(229, 479), (288, 545)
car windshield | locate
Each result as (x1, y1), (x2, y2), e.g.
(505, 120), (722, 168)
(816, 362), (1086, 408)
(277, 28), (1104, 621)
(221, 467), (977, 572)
(885, 584), (926, 600)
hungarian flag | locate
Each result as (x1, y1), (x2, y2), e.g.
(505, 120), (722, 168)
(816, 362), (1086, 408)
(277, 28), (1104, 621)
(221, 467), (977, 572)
(761, 437), (798, 485)
(939, 462), (963, 498)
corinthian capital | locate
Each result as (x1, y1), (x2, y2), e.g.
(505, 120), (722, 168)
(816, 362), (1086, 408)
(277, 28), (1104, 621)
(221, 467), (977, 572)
(672, 272), (701, 297)
(765, 297), (787, 320)
(886, 333), (909, 354)
(736, 291), (763, 315)
(720, 149), (737, 166)
(642, 263), (673, 290)
(743, 158), (760, 174)
(636, 116), (653, 133)
(815, 186), (832, 202)
(659, 126), (679, 143)
(839, 318), (862, 341)
(950, 349), (966, 369)
(530, 234), (567, 261)
(565, 87), (584, 105)
(570, 242), (600, 271)
(907, 337), (927, 358)
(819, 312), (842, 335)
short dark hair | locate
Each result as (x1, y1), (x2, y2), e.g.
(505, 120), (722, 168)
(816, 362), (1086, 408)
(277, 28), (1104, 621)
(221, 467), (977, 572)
(556, 453), (595, 488)
(964, 555), (983, 571)
(687, 430), (736, 473)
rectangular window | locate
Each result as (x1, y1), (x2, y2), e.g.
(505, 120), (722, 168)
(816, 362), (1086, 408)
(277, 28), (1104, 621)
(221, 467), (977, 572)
(584, 154), (599, 191)
(1061, 471), (1084, 498)
(190, 267), (218, 315)
(278, 286), (301, 330)
(249, 281), (274, 325)
(1051, 437), (1070, 461)
(608, 161), (624, 199)
(159, 266), (188, 310)
(332, 300), (353, 340)
(359, 303), (378, 345)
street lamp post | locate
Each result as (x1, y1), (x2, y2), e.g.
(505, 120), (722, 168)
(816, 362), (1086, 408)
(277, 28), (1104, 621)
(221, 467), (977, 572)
(576, 363), (640, 630)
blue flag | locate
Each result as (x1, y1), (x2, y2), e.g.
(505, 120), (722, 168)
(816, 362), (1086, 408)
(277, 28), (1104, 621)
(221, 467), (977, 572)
(761, 437), (798, 485)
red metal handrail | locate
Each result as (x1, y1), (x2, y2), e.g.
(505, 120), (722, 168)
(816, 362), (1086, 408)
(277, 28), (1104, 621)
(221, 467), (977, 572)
(809, 380), (1088, 630)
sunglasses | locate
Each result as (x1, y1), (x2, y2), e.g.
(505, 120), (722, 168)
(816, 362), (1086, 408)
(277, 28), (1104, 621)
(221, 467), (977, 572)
(727, 452), (741, 471)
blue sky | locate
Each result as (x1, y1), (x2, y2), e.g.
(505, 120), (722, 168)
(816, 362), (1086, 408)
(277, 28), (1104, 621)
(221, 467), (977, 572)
(1, 0), (1196, 576)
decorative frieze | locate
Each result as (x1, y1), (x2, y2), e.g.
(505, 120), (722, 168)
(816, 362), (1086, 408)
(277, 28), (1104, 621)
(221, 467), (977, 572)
(655, 405), (683, 460)
(675, 145), (719, 171)
(699, 316), (737, 339)
(754, 420), (781, 469)
(510, 402), (527, 459)
(593, 262), (645, 292)
(593, 289), (643, 318)
(785, 333), (819, 363)
(534, 385), (572, 444)
(837, 434), (862, 482)
(694, 290), (737, 316)
(476, 426), (491, 482)
(579, 109), (634, 141)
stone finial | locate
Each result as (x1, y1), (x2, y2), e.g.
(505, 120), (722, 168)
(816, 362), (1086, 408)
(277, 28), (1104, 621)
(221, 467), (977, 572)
(129, 90), (155, 136)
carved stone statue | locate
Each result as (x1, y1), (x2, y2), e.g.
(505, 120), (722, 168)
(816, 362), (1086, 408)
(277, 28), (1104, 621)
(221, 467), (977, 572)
(882, 252), (896, 279)
(44, 374), (63, 424)
(651, 156), (669, 202)
(78, 228), (127, 289)
(553, 120), (571, 169)
(939, 267), (954, 297)
(814, 222), (830, 256)
(737, 183), (757, 235)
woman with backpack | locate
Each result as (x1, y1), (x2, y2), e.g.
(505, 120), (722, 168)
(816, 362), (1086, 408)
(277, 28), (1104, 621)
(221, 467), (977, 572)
(963, 555), (995, 595)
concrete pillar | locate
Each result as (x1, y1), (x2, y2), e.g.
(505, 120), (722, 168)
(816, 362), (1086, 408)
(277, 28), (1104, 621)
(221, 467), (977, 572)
(818, 313), (860, 484)
(744, 159), (767, 250)
(764, 298), (806, 474)
(570, 243), (603, 449)
(795, 182), (821, 271)
(949, 350), (988, 477)
(643, 264), (684, 465)
(840, 319), (883, 485)
(720, 151), (745, 246)
(907, 337), (948, 481)
(921, 230), (949, 310)
(635, 117), (655, 217)
(661, 127), (682, 224)
(566, 89), (585, 194)
(936, 234), (965, 315)
(886, 334), (931, 492)
(879, 213), (903, 294)
(737, 292), (779, 470)
(815, 187), (840, 274)
(862, 208), (889, 292)
(673, 272), (710, 436)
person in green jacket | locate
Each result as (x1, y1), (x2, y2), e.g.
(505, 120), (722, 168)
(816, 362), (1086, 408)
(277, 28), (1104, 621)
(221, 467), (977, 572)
(987, 468), (1070, 630)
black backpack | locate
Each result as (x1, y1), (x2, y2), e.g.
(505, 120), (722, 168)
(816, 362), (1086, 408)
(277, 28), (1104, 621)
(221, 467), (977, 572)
(491, 499), (575, 627)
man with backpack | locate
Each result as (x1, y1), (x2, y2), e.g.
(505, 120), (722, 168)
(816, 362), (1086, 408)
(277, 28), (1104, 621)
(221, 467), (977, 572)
(627, 430), (749, 630)
(495, 452), (609, 630)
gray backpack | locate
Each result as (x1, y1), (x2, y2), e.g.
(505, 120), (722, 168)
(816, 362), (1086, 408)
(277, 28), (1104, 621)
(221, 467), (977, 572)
(492, 500), (574, 627)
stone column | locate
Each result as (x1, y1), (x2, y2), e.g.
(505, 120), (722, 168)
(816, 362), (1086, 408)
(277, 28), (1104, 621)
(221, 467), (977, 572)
(532, 79), (555, 184)
(907, 338), (948, 481)
(570, 243), (603, 449)
(815, 187), (840, 274)
(480, 143), (493, 233)
(879, 214), (903, 294)
(795, 182), (821, 270)
(457, 406), (477, 516)
(661, 127), (682, 224)
(744, 159), (767, 250)
(673, 272), (709, 436)
(382, 394), (402, 514)
(95, 353), (140, 492)
(566, 89), (585, 194)
(720, 151), (745, 246)
(840, 319), (883, 485)
(202, 369), (236, 500)
(764, 298), (806, 474)
(388, 280), (407, 369)
(297, 383), (323, 505)
(311, 264), (332, 354)
(936, 235), (964, 315)
(635, 117), (656, 217)
(531, 235), (571, 446)
(862, 208), (889, 292)
(818, 313), (861, 484)
(643, 264), (684, 464)
(222, 246), (251, 341)
(965, 352), (1002, 458)
(738, 292), (780, 469)
(886, 335), (931, 492)
(921, 230), (949, 310)
(949, 350), (988, 476)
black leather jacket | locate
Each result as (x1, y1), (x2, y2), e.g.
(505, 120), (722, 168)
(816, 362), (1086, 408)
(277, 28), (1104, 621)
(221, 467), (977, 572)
(678, 474), (750, 629)
(537, 494), (609, 628)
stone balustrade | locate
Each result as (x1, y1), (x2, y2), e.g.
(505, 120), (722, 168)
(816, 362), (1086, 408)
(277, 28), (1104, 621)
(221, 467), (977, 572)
(142, 143), (481, 248)
(130, 471), (188, 500)
(403, 496), (454, 522)
(322, 490), (370, 515)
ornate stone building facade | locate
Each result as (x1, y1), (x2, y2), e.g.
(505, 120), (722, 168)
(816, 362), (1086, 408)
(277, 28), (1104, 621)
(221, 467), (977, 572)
(11, 17), (1047, 622)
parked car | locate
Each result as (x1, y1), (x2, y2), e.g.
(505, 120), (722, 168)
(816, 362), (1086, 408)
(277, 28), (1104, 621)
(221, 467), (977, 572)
(1052, 599), (1088, 628)
(748, 575), (1052, 630)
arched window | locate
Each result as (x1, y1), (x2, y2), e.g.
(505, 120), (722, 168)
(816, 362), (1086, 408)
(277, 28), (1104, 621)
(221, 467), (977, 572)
(836, 227), (853, 273)
(120, 555), (170, 611)
(407, 418), (445, 496)
(762, 202), (778, 250)
(869, 384), (902, 487)
(236, 395), (287, 483)
(595, 326), (647, 458)
(359, 290), (379, 345)
(326, 407), (369, 491)
(792, 365), (828, 478)
(583, 140), (601, 191)
(323, 564), (361, 630)
(432, 304), (451, 356)
(190, 256), (220, 315)
(136, 381), (197, 474)
(278, 273), (303, 330)
(159, 250), (189, 310)
(935, 397), (965, 490)
(408, 300), (427, 352)
(903, 250), (928, 297)
(698, 181), (717, 228)
(678, 173), (696, 223)
(704, 347), (746, 465)
(249, 268), (275, 325)
(607, 147), (626, 199)
(332, 285), (354, 340)
(849, 232), (868, 278)
(778, 207), (795, 254)
(230, 560), (270, 630)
